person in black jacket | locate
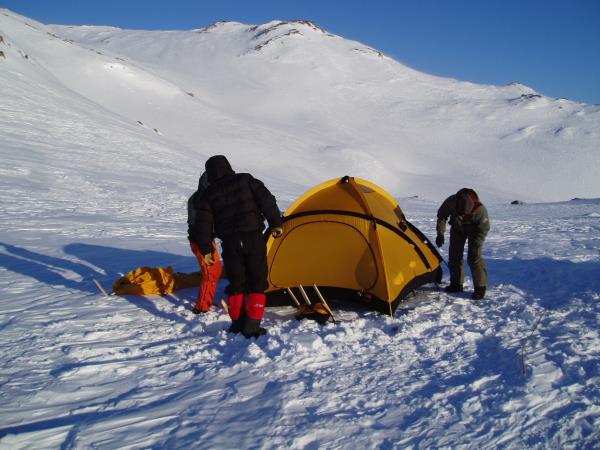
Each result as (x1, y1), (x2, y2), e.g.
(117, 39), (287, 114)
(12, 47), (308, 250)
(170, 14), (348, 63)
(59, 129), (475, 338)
(192, 155), (283, 338)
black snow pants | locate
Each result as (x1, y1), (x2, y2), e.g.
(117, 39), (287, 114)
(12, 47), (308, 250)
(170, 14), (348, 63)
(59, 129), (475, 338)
(221, 231), (268, 295)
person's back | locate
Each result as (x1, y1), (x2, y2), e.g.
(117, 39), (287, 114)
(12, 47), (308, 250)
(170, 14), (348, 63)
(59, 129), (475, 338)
(192, 156), (281, 249)
(192, 155), (282, 338)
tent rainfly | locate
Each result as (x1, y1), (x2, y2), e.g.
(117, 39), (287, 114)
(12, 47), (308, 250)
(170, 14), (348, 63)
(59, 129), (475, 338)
(265, 176), (443, 315)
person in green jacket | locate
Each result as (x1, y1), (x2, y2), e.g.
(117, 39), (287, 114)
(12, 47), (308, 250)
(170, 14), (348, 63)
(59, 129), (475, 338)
(436, 188), (490, 300)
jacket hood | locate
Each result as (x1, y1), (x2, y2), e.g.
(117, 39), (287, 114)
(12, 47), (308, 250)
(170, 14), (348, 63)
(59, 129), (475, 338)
(205, 155), (234, 183)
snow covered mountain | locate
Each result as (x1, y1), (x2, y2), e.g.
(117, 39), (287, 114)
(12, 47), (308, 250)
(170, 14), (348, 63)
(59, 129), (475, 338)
(1, 8), (599, 204)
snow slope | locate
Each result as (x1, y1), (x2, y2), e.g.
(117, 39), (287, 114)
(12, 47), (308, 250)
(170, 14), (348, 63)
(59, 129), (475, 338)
(2, 9), (600, 202)
(48, 19), (600, 203)
(0, 8), (599, 449)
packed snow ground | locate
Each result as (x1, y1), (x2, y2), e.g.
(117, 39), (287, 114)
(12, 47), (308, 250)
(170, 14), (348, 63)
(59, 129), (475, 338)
(1, 8), (599, 449)
(1, 199), (599, 449)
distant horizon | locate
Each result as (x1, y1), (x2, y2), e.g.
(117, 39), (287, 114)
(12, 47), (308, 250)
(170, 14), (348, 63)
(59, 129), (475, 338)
(2, 0), (600, 105)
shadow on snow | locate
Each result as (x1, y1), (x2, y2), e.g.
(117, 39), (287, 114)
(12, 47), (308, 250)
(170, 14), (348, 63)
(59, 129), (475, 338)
(486, 257), (600, 309)
(0, 241), (207, 319)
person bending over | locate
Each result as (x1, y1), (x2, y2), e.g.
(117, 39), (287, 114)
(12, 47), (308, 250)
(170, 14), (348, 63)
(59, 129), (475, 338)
(436, 188), (490, 300)
(192, 155), (283, 338)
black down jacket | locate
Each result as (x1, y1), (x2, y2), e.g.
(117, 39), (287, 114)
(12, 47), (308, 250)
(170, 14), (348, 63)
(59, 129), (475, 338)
(192, 155), (282, 255)
(187, 172), (210, 242)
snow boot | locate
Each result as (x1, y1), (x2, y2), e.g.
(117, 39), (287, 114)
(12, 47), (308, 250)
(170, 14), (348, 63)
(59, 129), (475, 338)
(241, 326), (266, 339)
(444, 284), (463, 293)
(253, 327), (267, 338)
(227, 293), (244, 333)
(472, 286), (486, 300)
(241, 293), (266, 339)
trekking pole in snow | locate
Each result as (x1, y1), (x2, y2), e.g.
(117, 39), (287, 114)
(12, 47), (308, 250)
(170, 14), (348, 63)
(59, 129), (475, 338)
(312, 284), (336, 323)
(520, 307), (549, 376)
(285, 287), (302, 308)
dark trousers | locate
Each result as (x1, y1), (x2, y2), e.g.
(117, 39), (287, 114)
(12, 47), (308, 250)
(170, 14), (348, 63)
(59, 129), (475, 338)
(448, 228), (488, 288)
(221, 231), (268, 295)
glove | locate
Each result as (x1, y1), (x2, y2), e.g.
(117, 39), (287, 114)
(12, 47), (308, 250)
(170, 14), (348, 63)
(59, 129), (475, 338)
(203, 252), (215, 266)
(271, 226), (283, 238)
(435, 234), (444, 247)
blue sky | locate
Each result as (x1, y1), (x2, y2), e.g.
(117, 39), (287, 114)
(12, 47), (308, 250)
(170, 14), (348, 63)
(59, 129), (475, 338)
(3, 0), (599, 104)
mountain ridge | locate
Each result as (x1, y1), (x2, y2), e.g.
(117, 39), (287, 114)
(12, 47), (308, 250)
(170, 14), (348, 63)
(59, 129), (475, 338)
(1, 8), (599, 202)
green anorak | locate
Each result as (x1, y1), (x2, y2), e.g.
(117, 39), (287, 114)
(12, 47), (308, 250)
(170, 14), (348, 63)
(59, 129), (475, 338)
(437, 191), (490, 288)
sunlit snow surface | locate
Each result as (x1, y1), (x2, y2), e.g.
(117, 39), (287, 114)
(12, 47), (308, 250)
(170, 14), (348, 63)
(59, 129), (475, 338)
(0, 8), (599, 449)
(1, 200), (599, 449)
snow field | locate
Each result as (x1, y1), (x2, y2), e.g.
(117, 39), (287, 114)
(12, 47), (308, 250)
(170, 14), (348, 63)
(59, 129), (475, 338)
(1, 200), (599, 448)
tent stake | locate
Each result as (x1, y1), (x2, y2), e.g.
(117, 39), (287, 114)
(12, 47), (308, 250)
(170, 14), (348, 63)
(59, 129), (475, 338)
(388, 302), (393, 318)
(312, 285), (336, 323)
(93, 278), (111, 297)
(297, 285), (312, 306)
(285, 287), (302, 308)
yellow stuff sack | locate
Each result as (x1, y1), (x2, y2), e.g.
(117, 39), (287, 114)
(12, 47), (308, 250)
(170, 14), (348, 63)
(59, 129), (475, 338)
(294, 303), (331, 324)
(112, 266), (179, 296)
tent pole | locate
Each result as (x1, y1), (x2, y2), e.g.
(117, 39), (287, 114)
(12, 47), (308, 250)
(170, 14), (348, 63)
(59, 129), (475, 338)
(312, 285), (336, 323)
(285, 287), (302, 308)
(298, 285), (312, 306)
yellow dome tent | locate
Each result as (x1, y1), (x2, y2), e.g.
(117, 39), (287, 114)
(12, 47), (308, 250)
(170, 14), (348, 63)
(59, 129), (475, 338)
(265, 176), (443, 315)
